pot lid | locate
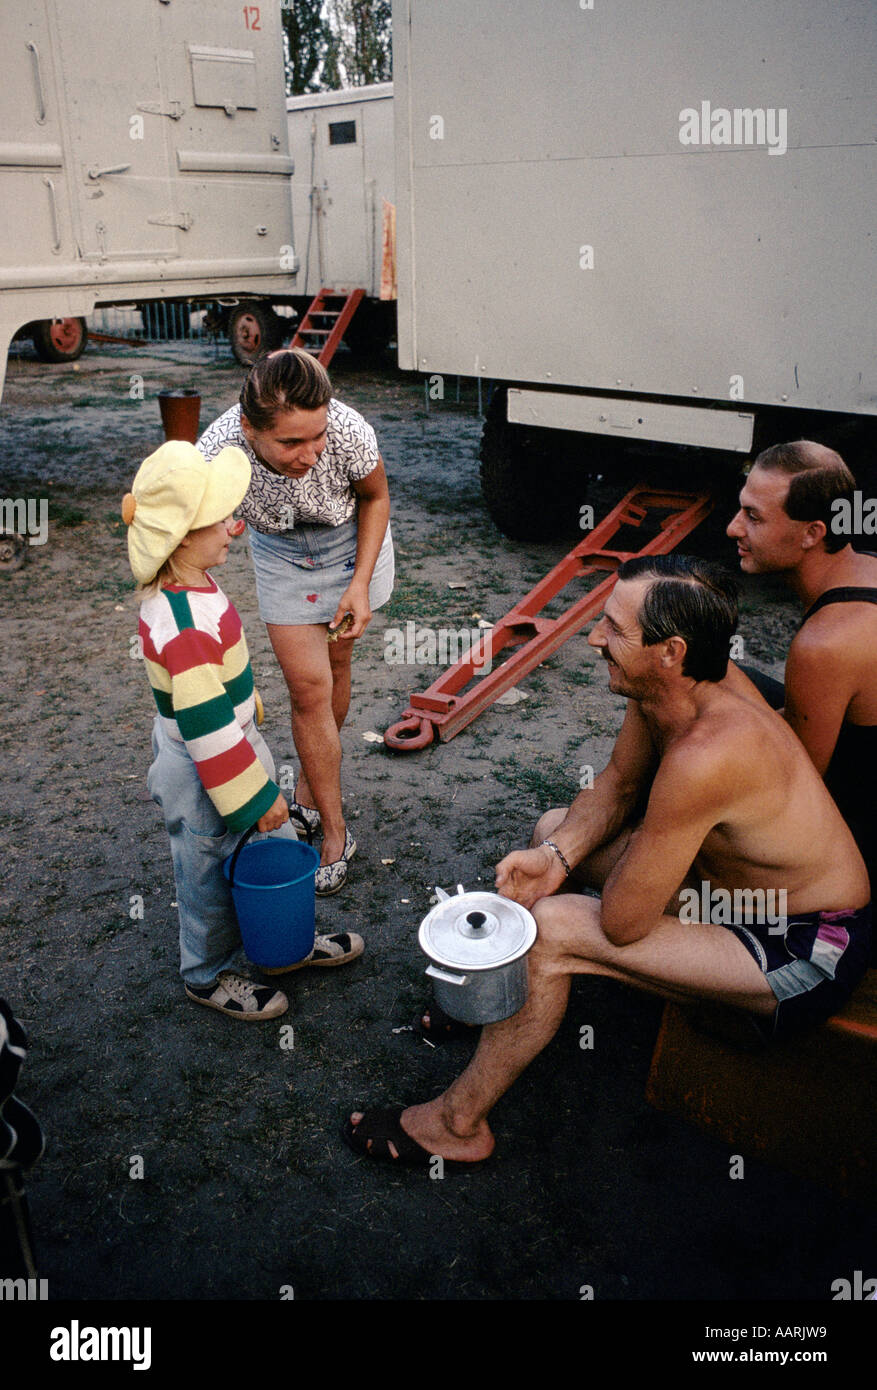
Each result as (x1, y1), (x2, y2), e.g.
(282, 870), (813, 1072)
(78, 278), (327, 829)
(418, 888), (537, 970)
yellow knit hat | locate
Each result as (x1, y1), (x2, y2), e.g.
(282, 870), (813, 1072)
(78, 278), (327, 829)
(122, 442), (251, 584)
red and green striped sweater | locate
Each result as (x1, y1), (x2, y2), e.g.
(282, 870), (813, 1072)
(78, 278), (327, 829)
(139, 578), (278, 832)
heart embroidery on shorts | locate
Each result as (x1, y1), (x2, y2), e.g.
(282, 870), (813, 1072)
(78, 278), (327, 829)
(306, 593), (318, 603)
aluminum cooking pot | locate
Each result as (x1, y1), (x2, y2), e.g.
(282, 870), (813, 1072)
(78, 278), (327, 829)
(418, 885), (538, 1025)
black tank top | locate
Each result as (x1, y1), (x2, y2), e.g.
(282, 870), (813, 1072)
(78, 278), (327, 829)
(799, 585), (877, 883)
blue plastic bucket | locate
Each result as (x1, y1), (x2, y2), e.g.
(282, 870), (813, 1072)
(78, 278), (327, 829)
(223, 827), (319, 969)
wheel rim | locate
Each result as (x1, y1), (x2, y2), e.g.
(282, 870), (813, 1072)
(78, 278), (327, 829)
(49, 318), (82, 353)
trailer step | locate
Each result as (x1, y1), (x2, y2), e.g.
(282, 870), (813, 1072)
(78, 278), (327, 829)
(286, 288), (365, 367)
(383, 486), (712, 750)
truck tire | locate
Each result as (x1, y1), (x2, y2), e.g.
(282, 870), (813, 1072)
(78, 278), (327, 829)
(228, 301), (281, 366)
(479, 388), (586, 540)
(31, 317), (88, 363)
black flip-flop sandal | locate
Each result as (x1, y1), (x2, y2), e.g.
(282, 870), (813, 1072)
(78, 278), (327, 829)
(342, 1106), (487, 1169)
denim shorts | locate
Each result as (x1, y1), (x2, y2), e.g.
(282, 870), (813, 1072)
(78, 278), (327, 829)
(247, 516), (394, 625)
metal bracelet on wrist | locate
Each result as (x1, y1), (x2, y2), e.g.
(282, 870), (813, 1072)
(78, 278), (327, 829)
(540, 838), (572, 878)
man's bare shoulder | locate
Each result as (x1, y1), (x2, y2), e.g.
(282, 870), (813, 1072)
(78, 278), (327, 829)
(843, 550), (877, 586)
(660, 687), (786, 793)
(788, 603), (876, 672)
(655, 697), (750, 798)
(793, 553), (877, 654)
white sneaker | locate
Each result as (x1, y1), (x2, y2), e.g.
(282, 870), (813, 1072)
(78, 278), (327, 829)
(185, 971), (288, 1020)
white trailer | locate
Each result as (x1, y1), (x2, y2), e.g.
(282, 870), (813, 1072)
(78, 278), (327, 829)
(286, 83), (396, 353)
(0, 0), (299, 394)
(393, 0), (877, 537)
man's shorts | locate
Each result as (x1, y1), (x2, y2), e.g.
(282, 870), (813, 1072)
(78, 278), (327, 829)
(727, 904), (872, 1040)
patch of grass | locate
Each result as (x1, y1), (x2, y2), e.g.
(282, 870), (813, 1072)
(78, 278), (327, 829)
(52, 503), (89, 528)
(563, 664), (594, 687)
(91, 575), (136, 600)
(517, 701), (548, 720)
(492, 756), (572, 805)
(453, 821), (484, 853)
(416, 487), (482, 518)
(584, 715), (623, 738)
(381, 577), (448, 622)
(85, 919), (129, 948)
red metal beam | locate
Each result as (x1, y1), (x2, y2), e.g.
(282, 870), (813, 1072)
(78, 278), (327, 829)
(384, 486), (712, 750)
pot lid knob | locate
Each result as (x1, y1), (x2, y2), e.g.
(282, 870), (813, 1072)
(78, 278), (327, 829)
(458, 907), (498, 939)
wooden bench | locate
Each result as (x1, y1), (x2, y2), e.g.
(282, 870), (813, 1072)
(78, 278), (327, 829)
(646, 969), (877, 1206)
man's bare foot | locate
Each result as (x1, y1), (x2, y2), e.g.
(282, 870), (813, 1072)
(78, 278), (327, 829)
(347, 1098), (495, 1163)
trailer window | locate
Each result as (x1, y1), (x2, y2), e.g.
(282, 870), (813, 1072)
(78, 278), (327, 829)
(329, 120), (357, 146)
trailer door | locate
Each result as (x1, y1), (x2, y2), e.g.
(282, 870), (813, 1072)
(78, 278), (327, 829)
(321, 107), (368, 287)
(53, 3), (178, 261)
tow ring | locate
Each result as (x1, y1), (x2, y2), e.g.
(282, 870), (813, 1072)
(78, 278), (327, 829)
(384, 716), (434, 752)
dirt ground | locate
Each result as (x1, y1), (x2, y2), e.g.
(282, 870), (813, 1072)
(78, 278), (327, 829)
(1, 336), (874, 1309)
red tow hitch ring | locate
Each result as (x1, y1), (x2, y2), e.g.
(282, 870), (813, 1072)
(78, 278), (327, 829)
(384, 715), (435, 751)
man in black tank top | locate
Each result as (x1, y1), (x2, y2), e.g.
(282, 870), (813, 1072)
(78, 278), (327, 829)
(728, 441), (877, 917)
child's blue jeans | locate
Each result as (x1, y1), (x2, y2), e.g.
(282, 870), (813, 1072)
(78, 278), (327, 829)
(147, 716), (298, 985)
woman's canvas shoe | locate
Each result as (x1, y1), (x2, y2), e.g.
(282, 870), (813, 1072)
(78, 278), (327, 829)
(314, 830), (357, 896)
(289, 800), (321, 834)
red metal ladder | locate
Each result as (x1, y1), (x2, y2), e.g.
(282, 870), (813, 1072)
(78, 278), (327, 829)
(384, 485), (712, 750)
(287, 288), (365, 368)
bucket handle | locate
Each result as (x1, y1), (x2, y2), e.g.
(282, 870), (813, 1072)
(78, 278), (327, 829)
(226, 807), (313, 889)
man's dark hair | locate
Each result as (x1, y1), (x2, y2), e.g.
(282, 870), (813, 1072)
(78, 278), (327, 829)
(240, 348), (332, 428)
(616, 554), (738, 682)
(753, 441), (856, 554)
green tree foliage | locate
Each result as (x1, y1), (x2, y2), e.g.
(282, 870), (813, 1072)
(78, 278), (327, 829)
(324, 1), (392, 87)
(282, 2), (392, 95)
(282, 1), (331, 95)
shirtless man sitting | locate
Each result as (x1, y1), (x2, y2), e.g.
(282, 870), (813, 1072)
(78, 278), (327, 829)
(344, 554), (871, 1165)
(727, 440), (877, 899)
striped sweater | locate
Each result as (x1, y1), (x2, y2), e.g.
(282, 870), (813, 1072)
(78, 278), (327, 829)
(139, 578), (278, 832)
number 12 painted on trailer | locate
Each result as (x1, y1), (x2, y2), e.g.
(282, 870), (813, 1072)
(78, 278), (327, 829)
(243, 6), (261, 30)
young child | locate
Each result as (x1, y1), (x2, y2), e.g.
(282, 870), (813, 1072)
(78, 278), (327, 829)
(123, 441), (362, 1020)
